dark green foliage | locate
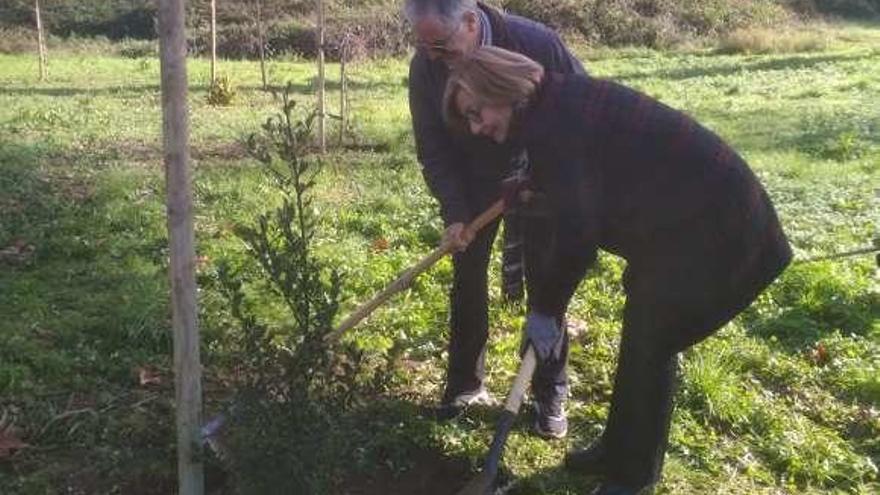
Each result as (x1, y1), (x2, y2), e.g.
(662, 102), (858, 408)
(0, 0), (408, 59)
(0, 0), (158, 40)
(502, 0), (793, 47)
(6, 0), (878, 56)
(187, 7), (408, 60)
(787, 0), (880, 18)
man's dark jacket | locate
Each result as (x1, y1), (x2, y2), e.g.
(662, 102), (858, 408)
(408, 2), (584, 225)
(520, 73), (793, 350)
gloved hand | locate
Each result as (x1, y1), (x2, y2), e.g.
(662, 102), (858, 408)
(524, 312), (563, 361)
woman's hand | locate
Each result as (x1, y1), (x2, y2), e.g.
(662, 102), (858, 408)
(524, 312), (564, 361)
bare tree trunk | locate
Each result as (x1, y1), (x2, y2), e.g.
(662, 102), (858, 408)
(338, 37), (347, 146)
(255, 0), (267, 90)
(210, 0), (217, 84)
(34, 0), (47, 81)
(316, 0), (326, 153)
(158, 0), (204, 494)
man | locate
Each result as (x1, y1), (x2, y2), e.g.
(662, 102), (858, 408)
(405, 0), (585, 438)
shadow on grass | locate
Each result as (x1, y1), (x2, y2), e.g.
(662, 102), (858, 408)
(689, 103), (880, 159)
(616, 51), (877, 82)
(208, 394), (601, 495)
(0, 78), (406, 98)
(507, 464), (601, 495)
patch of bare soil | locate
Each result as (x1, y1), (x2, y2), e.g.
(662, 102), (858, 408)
(340, 449), (474, 495)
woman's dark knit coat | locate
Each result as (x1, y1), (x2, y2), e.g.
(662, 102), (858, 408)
(521, 73), (792, 352)
(514, 72), (792, 489)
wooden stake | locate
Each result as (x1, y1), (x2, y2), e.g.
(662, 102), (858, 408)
(34, 0), (47, 81)
(158, 0), (204, 493)
(210, 0), (217, 84)
(338, 37), (347, 146)
(255, 0), (267, 90)
(316, 0), (326, 153)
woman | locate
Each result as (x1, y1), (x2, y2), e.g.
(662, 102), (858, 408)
(443, 47), (792, 495)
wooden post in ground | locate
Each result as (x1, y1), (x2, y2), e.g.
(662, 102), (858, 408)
(316, 0), (326, 153)
(255, 0), (267, 90)
(158, 0), (204, 494)
(34, 0), (47, 81)
(338, 35), (347, 147)
(210, 0), (218, 84)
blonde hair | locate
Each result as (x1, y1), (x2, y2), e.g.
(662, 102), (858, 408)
(443, 46), (545, 133)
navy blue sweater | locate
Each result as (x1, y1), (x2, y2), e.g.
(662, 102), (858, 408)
(408, 2), (584, 225)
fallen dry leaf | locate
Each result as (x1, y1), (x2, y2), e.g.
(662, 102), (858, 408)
(566, 318), (589, 338)
(810, 343), (830, 366)
(0, 425), (27, 458)
(0, 239), (35, 264)
(138, 366), (162, 386)
(196, 254), (211, 270)
(371, 237), (390, 252)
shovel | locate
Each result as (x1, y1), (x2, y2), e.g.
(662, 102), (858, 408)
(325, 199), (505, 342)
(457, 345), (538, 495)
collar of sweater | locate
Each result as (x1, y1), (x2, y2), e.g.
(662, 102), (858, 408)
(512, 73), (566, 147)
(477, 1), (514, 50)
(478, 8), (493, 46)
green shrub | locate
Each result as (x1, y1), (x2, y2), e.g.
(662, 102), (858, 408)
(116, 38), (156, 58)
(213, 86), (372, 492)
(206, 75), (237, 106)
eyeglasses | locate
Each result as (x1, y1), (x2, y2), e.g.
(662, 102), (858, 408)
(414, 22), (462, 55)
(464, 108), (483, 126)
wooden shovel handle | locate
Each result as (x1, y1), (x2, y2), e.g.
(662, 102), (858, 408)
(325, 199), (505, 342)
(504, 345), (537, 413)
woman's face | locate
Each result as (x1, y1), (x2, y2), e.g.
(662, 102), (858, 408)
(454, 88), (513, 144)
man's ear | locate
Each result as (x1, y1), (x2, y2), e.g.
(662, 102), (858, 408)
(462, 10), (480, 34)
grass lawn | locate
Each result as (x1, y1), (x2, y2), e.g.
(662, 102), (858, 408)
(1, 22), (878, 494)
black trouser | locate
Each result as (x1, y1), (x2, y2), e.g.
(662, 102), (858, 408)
(601, 221), (790, 489)
(601, 291), (682, 489)
(443, 193), (568, 404)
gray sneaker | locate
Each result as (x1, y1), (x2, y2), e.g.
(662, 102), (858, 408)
(533, 400), (568, 439)
(436, 387), (494, 421)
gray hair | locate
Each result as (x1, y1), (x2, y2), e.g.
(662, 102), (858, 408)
(404, 0), (479, 28)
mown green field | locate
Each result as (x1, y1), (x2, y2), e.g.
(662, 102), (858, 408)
(1, 23), (878, 494)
